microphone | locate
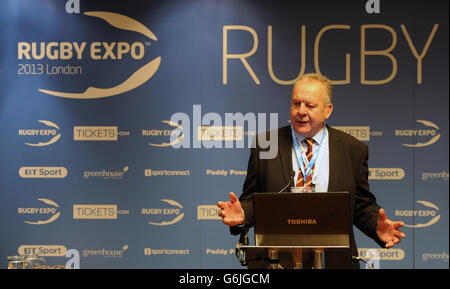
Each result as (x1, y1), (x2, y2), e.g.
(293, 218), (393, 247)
(278, 170), (295, 193)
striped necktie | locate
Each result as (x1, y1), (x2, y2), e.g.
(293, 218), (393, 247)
(296, 138), (315, 187)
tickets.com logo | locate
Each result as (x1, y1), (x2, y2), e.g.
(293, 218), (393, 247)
(73, 126), (130, 141)
(73, 204), (130, 220)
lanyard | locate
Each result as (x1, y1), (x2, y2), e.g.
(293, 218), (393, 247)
(290, 125), (327, 185)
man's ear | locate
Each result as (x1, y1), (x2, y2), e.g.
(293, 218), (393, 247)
(325, 103), (333, 120)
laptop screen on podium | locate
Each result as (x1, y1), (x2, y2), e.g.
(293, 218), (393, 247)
(253, 192), (351, 247)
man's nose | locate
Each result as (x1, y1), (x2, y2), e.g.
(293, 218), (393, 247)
(297, 103), (307, 115)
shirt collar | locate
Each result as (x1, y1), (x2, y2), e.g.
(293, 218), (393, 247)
(295, 124), (328, 145)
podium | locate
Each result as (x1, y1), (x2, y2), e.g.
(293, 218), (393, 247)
(237, 192), (352, 269)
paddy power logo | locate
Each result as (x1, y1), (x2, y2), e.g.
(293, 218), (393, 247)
(18, 11), (160, 99)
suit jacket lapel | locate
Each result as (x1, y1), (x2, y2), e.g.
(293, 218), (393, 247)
(279, 126), (293, 186)
(327, 125), (341, 192)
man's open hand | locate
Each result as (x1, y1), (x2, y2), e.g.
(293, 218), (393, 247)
(376, 208), (406, 248)
(217, 192), (245, 227)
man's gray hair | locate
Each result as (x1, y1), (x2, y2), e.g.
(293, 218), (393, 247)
(294, 73), (333, 104)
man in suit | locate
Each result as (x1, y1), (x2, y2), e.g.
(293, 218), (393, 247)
(217, 73), (406, 269)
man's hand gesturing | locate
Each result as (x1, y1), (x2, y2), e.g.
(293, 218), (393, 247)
(217, 192), (245, 227)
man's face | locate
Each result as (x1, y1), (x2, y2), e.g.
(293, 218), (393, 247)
(290, 79), (333, 138)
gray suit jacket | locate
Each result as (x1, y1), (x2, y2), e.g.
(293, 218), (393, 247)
(231, 125), (384, 269)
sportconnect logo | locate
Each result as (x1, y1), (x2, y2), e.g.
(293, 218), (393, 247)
(18, 11), (160, 99)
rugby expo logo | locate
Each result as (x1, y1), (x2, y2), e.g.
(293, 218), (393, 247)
(17, 8), (160, 99)
(18, 198), (61, 225)
(142, 199), (184, 226)
(143, 121), (184, 147)
(395, 200), (441, 228)
(395, 120), (440, 147)
(18, 120), (61, 147)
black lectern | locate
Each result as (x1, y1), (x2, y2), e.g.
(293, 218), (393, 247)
(239, 192), (352, 269)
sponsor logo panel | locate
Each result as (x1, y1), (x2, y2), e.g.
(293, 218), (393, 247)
(83, 245), (128, 258)
(395, 120), (440, 147)
(18, 10), (161, 99)
(369, 168), (405, 180)
(83, 166), (129, 179)
(18, 120), (61, 146)
(73, 204), (120, 219)
(422, 170), (449, 181)
(18, 245), (67, 257)
(205, 248), (235, 256)
(198, 126), (244, 141)
(358, 248), (405, 260)
(144, 248), (190, 256)
(73, 126), (118, 141)
(18, 198), (61, 225)
(422, 251), (449, 262)
(145, 169), (190, 177)
(205, 169), (246, 176)
(197, 205), (220, 220)
(332, 126), (371, 141)
(394, 201), (440, 228)
(142, 199), (184, 226)
(144, 121), (184, 147)
(19, 167), (68, 178)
